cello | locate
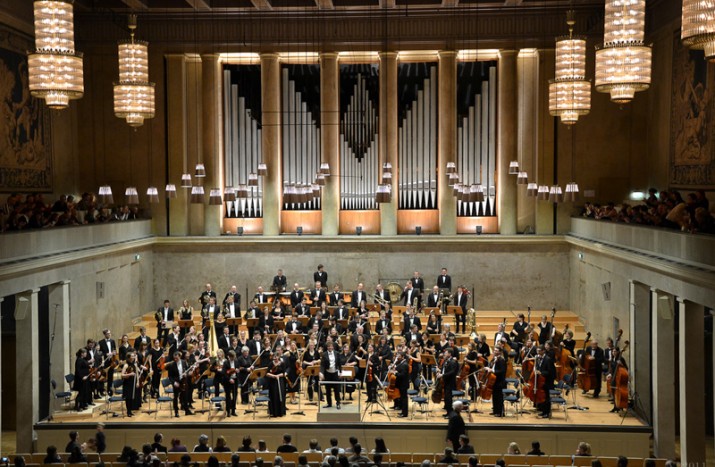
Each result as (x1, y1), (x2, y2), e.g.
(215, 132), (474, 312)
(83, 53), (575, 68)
(525, 355), (546, 405)
(607, 330), (623, 398)
(478, 356), (498, 401)
(555, 324), (571, 381)
(431, 358), (445, 403)
(613, 341), (630, 410)
(386, 362), (400, 401)
(577, 332), (595, 391)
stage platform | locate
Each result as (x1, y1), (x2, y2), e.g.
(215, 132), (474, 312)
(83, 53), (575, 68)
(36, 390), (651, 458)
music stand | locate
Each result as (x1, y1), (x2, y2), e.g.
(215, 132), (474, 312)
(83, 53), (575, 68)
(393, 306), (407, 317)
(337, 319), (349, 330)
(340, 365), (357, 404)
(244, 367), (268, 416)
(274, 320), (286, 331)
(455, 336), (470, 346)
(421, 307), (440, 316)
(298, 316), (311, 328)
(178, 319), (193, 329)
(447, 306), (461, 315)
(428, 334), (442, 344)
(291, 334), (306, 347)
(246, 318), (259, 331)
(310, 307), (321, 316)
(303, 365), (321, 406)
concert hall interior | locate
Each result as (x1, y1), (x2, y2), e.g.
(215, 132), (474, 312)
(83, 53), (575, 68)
(0, 0), (714, 466)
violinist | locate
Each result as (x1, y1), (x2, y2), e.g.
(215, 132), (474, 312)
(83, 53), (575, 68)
(307, 311), (324, 333)
(422, 333), (436, 379)
(581, 340), (605, 398)
(463, 342), (481, 401)
(328, 316), (344, 336)
(118, 334), (133, 362)
(391, 352), (410, 418)
(436, 333), (449, 355)
(340, 343), (358, 400)
(121, 351), (140, 417)
(259, 306), (274, 336)
(223, 350), (239, 417)
(267, 351), (287, 417)
(320, 340), (342, 409)
(148, 339), (164, 398)
(426, 313), (441, 335)
(606, 347), (628, 413)
(439, 348), (459, 417)
(407, 340), (422, 390)
(302, 341), (322, 402)
(73, 348), (91, 411)
(534, 345), (555, 419)
(377, 335), (393, 378)
(442, 323), (456, 341)
(285, 341), (301, 404)
(211, 348), (226, 407)
(99, 330), (118, 396)
(167, 352), (193, 417)
(236, 346), (253, 405)
(476, 334), (491, 360)
(485, 347), (506, 417)
(134, 327), (151, 350)
(274, 330), (287, 350)
(364, 344), (380, 402)
(374, 310), (392, 335)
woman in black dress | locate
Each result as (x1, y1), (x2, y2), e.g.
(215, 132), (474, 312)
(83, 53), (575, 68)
(73, 348), (91, 410)
(285, 341), (300, 404)
(121, 351), (140, 416)
(266, 352), (286, 417)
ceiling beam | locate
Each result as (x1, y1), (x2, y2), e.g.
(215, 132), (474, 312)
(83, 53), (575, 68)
(250, 0), (273, 10)
(315, 0), (334, 9)
(185, 0), (211, 10)
(120, 0), (149, 9)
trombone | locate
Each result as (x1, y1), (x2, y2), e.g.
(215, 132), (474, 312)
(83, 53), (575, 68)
(372, 293), (390, 307)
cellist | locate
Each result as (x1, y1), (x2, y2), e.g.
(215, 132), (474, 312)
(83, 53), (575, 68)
(534, 345), (555, 419)
(581, 340), (605, 398)
(485, 347), (506, 417)
(606, 347), (628, 413)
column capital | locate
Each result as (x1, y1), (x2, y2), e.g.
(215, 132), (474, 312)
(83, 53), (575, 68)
(378, 51), (398, 60)
(20, 288), (41, 296)
(260, 52), (280, 61)
(498, 49), (518, 58)
(438, 50), (457, 59)
(200, 53), (221, 61)
(319, 52), (339, 61)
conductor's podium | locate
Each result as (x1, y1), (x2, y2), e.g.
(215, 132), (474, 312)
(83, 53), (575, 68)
(315, 371), (361, 422)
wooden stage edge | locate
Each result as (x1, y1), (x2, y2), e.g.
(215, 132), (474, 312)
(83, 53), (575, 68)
(34, 420), (652, 459)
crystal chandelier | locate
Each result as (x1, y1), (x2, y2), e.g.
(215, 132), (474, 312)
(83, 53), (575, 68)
(28, 0), (84, 110)
(114, 14), (155, 127)
(595, 0), (652, 104)
(681, 0), (715, 60)
(549, 12), (591, 124)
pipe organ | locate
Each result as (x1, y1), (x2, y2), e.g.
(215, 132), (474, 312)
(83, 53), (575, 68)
(397, 63), (438, 210)
(223, 65), (263, 218)
(456, 61), (498, 217)
(281, 64), (322, 211)
(339, 64), (379, 211)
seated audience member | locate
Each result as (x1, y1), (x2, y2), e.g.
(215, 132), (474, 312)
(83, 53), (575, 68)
(193, 434), (212, 452)
(44, 445), (63, 464)
(457, 434), (475, 454)
(527, 441), (545, 456)
(169, 438), (188, 453)
(437, 447), (459, 464)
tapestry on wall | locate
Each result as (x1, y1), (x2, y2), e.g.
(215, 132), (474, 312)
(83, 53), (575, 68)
(670, 32), (715, 189)
(0, 31), (52, 193)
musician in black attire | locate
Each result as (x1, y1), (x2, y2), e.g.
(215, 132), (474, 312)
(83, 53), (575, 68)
(537, 315), (554, 345)
(311, 281), (327, 307)
(392, 352), (411, 417)
(487, 348), (507, 417)
(121, 352), (140, 417)
(364, 344), (380, 402)
(440, 349), (459, 417)
(235, 346), (253, 405)
(258, 307), (274, 336)
(453, 286), (468, 333)
(167, 352), (193, 417)
(273, 270), (287, 292)
(223, 285), (241, 308)
(411, 271), (425, 293)
(463, 342), (481, 401)
(222, 350), (239, 416)
(98, 329), (117, 396)
(437, 268), (452, 291)
(289, 284), (304, 308)
(199, 283), (217, 307)
(147, 339), (164, 398)
(510, 313), (529, 356)
(329, 285), (343, 306)
(320, 341), (342, 409)
(73, 348), (91, 411)
(266, 353), (287, 417)
(314, 264), (328, 288)
(535, 345), (555, 418)
(582, 340), (605, 397)
(156, 300), (174, 341)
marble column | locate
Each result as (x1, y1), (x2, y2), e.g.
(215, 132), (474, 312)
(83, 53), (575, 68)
(187, 57), (205, 236)
(379, 52), (398, 236)
(165, 54), (189, 236)
(651, 289), (676, 459)
(629, 281), (652, 417)
(48, 281), (71, 390)
(320, 53), (340, 236)
(678, 299), (706, 465)
(497, 50), (518, 235)
(516, 50), (538, 233)
(438, 51), (457, 235)
(16, 289), (40, 453)
(202, 54), (224, 236)
(261, 53), (282, 236)
(535, 49), (555, 235)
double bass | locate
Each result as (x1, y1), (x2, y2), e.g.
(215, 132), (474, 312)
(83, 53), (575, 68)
(550, 308), (563, 346)
(478, 358), (497, 401)
(386, 362), (400, 401)
(577, 332), (596, 391)
(431, 359), (446, 403)
(555, 324), (571, 381)
(613, 341), (630, 410)
(524, 355), (547, 404)
(607, 330), (623, 398)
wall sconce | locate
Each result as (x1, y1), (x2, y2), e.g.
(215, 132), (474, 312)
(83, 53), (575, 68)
(476, 225), (483, 235)
(415, 226), (422, 235)
(297, 226), (303, 236)
(237, 226), (244, 236)
(356, 226), (363, 236)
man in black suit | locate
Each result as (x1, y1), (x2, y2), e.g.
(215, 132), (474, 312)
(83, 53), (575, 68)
(285, 315), (303, 335)
(335, 300), (350, 321)
(374, 310), (391, 335)
(272, 269), (287, 292)
(393, 352), (411, 417)
(254, 286), (268, 304)
(453, 286), (468, 333)
(223, 350), (239, 417)
(426, 285), (441, 308)
(446, 401), (466, 450)
(223, 285), (241, 308)
(199, 283), (216, 307)
(374, 284), (391, 310)
(401, 281), (421, 308)
(156, 300), (174, 341)
(329, 285), (343, 306)
(582, 340), (605, 397)
(487, 348), (507, 416)
(98, 329), (117, 395)
(134, 327), (151, 350)
(411, 271), (425, 293)
(351, 283), (366, 308)
(166, 325), (182, 358)
(403, 306), (422, 333)
(167, 352), (193, 417)
(535, 345), (556, 418)
(440, 349), (459, 416)
(437, 268), (452, 292)
(320, 341), (341, 409)
(314, 264), (328, 288)
(248, 331), (263, 357)
(404, 324), (423, 345)
(311, 281), (327, 307)
(294, 296), (311, 317)
(218, 327), (233, 350)
(289, 284), (304, 308)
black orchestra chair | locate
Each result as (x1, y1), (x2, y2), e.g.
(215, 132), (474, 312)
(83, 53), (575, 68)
(204, 377), (226, 418)
(105, 380), (125, 418)
(503, 378), (521, 417)
(251, 388), (270, 419)
(156, 378), (174, 419)
(550, 380), (569, 420)
(52, 376), (74, 412)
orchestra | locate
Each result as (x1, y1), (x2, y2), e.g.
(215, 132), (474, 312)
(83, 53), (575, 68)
(70, 265), (631, 425)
